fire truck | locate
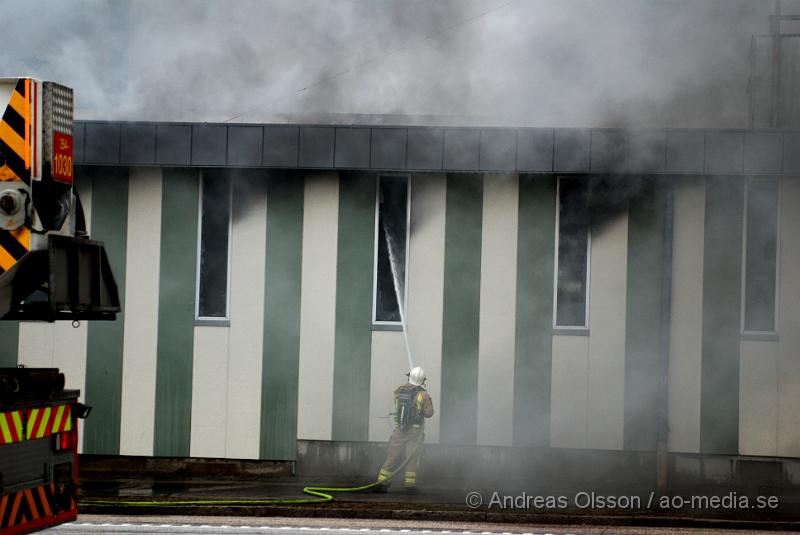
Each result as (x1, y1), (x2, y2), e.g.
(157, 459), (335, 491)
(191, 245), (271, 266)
(0, 77), (119, 534)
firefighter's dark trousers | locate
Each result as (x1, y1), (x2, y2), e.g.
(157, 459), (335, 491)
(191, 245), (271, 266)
(377, 426), (424, 487)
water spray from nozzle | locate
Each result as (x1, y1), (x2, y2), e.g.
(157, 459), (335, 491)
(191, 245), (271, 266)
(383, 222), (414, 371)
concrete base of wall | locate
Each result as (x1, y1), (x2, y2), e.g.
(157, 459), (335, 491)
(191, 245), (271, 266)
(80, 440), (800, 515)
(80, 454), (293, 478)
(297, 440), (800, 511)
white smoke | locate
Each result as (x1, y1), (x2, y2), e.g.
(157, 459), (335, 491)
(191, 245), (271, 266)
(0, 0), (771, 126)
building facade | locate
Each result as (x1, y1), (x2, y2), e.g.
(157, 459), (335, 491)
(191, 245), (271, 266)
(0, 122), (798, 462)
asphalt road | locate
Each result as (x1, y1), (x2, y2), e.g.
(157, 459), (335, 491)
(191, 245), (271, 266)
(39, 515), (800, 535)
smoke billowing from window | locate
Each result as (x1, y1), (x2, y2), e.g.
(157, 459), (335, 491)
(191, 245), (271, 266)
(2, 0), (787, 472)
(1, 0), (770, 126)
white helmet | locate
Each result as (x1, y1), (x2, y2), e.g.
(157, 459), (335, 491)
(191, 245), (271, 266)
(407, 366), (426, 386)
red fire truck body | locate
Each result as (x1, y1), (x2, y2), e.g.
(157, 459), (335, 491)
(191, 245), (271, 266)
(0, 368), (83, 534)
(0, 77), (119, 533)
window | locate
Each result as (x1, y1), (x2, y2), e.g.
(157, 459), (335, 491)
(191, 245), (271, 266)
(553, 177), (591, 331)
(196, 173), (232, 322)
(742, 178), (780, 335)
(372, 176), (410, 326)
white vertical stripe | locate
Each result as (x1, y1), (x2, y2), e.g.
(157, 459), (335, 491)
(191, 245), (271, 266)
(76, 173), (92, 454)
(17, 315), (88, 454)
(18, 318), (87, 456)
(550, 335), (589, 448)
(119, 168), (162, 456)
(740, 340), (778, 455)
(586, 212), (628, 450)
(477, 174), (518, 446)
(406, 173), (446, 444)
(80, 174), (93, 236)
(52, 321), (88, 407)
(226, 176), (267, 458)
(667, 178), (705, 453)
(56, 318), (89, 454)
(369, 331), (409, 442)
(190, 325), (230, 457)
(778, 177), (800, 457)
(17, 323), (55, 367)
(296, 172), (338, 440)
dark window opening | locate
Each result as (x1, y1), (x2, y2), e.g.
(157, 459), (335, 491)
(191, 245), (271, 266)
(555, 178), (590, 328)
(374, 176), (409, 324)
(197, 173), (231, 319)
(743, 179), (779, 333)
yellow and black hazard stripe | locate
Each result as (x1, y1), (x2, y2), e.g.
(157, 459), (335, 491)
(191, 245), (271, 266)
(0, 78), (31, 276)
(0, 483), (75, 531)
(0, 226), (30, 273)
(0, 78), (30, 185)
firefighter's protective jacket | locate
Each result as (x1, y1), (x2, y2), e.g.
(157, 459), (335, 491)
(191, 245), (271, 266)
(377, 383), (434, 487)
(392, 383), (434, 428)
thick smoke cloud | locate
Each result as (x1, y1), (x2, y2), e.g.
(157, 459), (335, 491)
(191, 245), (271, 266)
(0, 0), (771, 126)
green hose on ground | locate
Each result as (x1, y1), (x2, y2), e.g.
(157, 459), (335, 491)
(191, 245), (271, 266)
(81, 435), (423, 508)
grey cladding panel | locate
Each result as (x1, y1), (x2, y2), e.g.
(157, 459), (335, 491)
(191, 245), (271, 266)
(191, 125), (227, 166)
(443, 129), (479, 170)
(628, 131), (666, 173)
(785, 133), (800, 174)
(745, 132), (782, 174)
(705, 131), (744, 174)
(554, 129), (589, 172)
(156, 124), (191, 166)
(371, 128), (406, 169)
(666, 131), (704, 173)
(263, 126), (299, 167)
(85, 123), (120, 164)
(299, 127), (334, 168)
(227, 126), (263, 166)
(74, 122), (85, 164)
(74, 121), (799, 176)
(407, 128), (443, 170)
(479, 129), (516, 171)
(335, 128), (370, 168)
(591, 131), (628, 173)
(120, 124), (155, 165)
(517, 129), (553, 172)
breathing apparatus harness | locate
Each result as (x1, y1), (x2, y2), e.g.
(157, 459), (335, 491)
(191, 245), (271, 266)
(393, 384), (425, 431)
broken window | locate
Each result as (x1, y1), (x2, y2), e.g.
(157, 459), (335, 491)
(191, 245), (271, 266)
(742, 178), (779, 334)
(373, 176), (410, 325)
(554, 177), (590, 330)
(196, 173), (232, 321)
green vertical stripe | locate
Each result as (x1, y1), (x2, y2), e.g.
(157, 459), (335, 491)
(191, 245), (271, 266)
(440, 174), (483, 445)
(331, 172), (376, 441)
(84, 167), (128, 454)
(701, 176), (743, 454)
(624, 182), (669, 451)
(0, 323), (18, 367)
(513, 175), (555, 447)
(153, 169), (199, 456)
(260, 172), (304, 460)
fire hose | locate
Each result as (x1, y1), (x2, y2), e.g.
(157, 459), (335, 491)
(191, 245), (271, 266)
(80, 434), (423, 508)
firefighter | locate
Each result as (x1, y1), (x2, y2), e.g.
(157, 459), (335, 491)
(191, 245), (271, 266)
(374, 366), (434, 494)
